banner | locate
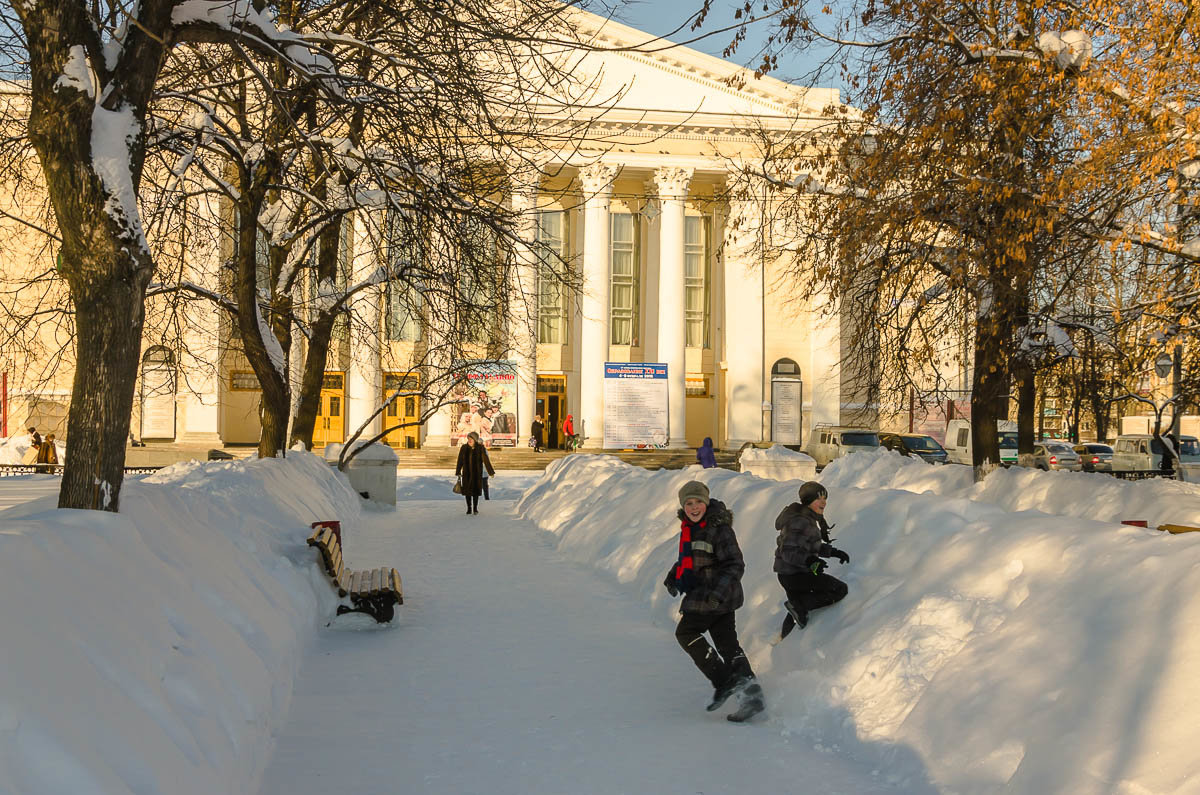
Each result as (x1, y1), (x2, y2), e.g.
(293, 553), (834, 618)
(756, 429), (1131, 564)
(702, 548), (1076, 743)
(603, 362), (668, 449)
(448, 360), (519, 448)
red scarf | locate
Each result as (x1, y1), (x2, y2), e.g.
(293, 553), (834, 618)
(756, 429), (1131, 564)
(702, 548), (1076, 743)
(672, 517), (704, 592)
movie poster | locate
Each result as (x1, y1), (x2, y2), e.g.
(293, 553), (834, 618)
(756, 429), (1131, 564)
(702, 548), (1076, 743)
(448, 360), (519, 448)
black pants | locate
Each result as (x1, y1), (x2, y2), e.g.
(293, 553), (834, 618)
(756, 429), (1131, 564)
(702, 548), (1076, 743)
(675, 611), (753, 687)
(464, 494), (479, 511)
(777, 571), (848, 615)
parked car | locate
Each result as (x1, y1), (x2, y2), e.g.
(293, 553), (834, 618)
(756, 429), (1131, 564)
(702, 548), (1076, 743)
(804, 425), (880, 467)
(1030, 440), (1082, 471)
(1073, 443), (1113, 472)
(944, 419), (1019, 466)
(1111, 434), (1200, 472)
(879, 432), (948, 464)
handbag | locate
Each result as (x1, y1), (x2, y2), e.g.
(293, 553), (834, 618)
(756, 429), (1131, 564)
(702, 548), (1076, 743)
(452, 477), (463, 495)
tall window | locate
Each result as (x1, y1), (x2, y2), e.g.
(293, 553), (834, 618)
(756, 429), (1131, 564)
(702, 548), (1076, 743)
(684, 215), (710, 348)
(459, 217), (498, 345)
(536, 210), (568, 344)
(610, 212), (639, 346)
(306, 219), (352, 339)
(385, 209), (423, 342)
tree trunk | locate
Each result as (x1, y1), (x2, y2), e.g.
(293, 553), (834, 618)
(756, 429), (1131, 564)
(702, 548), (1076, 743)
(1014, 356), (1036, 461)
(290, 315), (337, 449)
(971, 307), (1008, 479)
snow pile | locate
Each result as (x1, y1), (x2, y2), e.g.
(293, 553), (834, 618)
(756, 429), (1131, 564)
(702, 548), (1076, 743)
(738, 444), (815, 464)
(739, 444), (817, 481)
(518, 454), (1200, 794)
(823, 447), (1200, 528)
(0, 452), (362, 795)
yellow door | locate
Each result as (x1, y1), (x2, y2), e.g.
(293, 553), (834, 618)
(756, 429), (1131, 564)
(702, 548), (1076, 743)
(313, 372), (345, 449)
(382, 372), (421, 448)
(535, 375), (567, 449)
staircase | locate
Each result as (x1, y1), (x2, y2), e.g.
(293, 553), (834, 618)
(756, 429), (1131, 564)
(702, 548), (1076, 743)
(392, 446), (739, 471)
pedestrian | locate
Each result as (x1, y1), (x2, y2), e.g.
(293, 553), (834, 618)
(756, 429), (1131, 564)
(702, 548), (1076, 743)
(663, 480), (764, 721)
(696, 437), (717, 468)
(562, 413), (576, 450)
(36, 432), (59, 474)
(454, 431), (494, 515)
(21, 427), (41, 465)
(531, 414), (545, 452)
(772, 481), (850, 640)
(480, 443), (494, 500)
(28, 426), (41, 449)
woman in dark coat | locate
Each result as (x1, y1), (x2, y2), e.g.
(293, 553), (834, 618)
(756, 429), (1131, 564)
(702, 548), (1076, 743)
(455, 432), (494, 514)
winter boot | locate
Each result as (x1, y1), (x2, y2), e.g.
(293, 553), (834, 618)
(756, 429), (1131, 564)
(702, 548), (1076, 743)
(784, 600), (808, 631)
(706, 671), (749, 712)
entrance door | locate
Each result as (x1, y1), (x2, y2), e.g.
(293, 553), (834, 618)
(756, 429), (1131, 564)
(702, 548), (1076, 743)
(382, 372), (421, 449)
(313, 372), (345, 449)
(536, 375), (567, 449)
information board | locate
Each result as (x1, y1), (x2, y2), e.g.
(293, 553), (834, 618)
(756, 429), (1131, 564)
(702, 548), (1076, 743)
(603, 362), (669, 448)
(771, 379), (802, 445)
(140, 365), (176, 440)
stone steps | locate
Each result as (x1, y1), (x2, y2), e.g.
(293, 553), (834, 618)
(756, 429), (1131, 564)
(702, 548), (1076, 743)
(390, 447), (739, 471)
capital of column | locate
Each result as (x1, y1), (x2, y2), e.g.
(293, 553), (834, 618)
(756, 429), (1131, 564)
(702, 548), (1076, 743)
(650, 166), (695, 201)
(579, 162), (620, 197)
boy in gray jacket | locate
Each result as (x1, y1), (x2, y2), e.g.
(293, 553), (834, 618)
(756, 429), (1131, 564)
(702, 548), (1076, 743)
(773, 481), (850, 639)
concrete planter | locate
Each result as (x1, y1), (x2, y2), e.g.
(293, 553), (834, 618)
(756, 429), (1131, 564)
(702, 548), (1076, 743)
(323, 443), (398, 505)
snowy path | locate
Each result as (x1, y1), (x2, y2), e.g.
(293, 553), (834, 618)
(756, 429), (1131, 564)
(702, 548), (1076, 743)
(258, 497), (923, 795)
(0, 475), (59, 512)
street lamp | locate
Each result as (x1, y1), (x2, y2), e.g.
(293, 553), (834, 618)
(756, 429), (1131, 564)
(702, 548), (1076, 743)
(1155, 352), (1174, 379)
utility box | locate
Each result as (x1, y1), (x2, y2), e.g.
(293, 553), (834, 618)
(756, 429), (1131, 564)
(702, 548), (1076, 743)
(323, 442), (398, 505)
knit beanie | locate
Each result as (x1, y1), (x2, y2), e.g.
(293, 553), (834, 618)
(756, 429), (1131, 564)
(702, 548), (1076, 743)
(797, 481), (828, 505)
(677, 480), (710, 507)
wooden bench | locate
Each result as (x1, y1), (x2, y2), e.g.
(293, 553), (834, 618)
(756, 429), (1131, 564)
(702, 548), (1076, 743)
(306, 525), (403, 623)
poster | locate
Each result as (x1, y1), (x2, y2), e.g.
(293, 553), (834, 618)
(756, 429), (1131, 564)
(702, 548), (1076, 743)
(603, 362), (669, 449)
(771, 379), (802, 445)
(140, 364), (176, 439)
(448, 360), (518, 448)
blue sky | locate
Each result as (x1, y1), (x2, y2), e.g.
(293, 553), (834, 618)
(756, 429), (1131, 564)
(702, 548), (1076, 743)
(608, 0), (846, 90)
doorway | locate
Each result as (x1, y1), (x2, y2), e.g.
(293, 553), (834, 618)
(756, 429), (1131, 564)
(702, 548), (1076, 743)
(313, 372), (346, 449)
(382, 372), (420, 449)
(535, 375), (567, 449)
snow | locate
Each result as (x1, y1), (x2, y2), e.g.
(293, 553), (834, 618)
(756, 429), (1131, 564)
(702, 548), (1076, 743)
(738, 443), (816, 464)
(54, 45), (94, 98)
(322, 440), (398, 462)
(91, 102), (149, 256)
(4, 451), (1200, 793)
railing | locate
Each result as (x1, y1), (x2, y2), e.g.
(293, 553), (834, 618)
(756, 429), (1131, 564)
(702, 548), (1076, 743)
(0, 464), (164, 478)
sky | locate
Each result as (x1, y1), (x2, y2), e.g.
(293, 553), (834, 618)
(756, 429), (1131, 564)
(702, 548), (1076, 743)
(608, 0), (848, 92)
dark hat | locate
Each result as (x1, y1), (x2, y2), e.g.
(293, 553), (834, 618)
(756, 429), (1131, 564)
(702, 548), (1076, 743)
(467, 431), (480, 442)
(797, 481), (828, 505)
(677, 480), (710, 507)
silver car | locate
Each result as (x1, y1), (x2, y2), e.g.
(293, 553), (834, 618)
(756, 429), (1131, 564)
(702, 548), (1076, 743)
(1031, 441), (1082, 471)
(1073, 443), (1113, 472)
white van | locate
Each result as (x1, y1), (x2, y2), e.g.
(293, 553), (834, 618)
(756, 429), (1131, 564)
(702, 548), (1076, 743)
(1110, 434), (1200, 472)
(804, 425), (880, 467)
(943, 418), (1019, 466)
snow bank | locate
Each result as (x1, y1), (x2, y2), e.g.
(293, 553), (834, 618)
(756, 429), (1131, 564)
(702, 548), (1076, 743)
(518, 454), (1200, 794)
(738, 444), (815, 464)
(0, 452), (362, 795)
(739, 444), (817, 481)
(823, 447), (1200, 528)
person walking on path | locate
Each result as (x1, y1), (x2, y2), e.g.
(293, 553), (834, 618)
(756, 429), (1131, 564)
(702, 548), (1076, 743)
(773, 481), (850, 640)
(696, 437), (717, 468)
(35, 432), (59, 474)
(480, 444), (494, 501)
(530, 414), (545, 452)
(663, 480), (763, 721)
(455, 432), (494, 515)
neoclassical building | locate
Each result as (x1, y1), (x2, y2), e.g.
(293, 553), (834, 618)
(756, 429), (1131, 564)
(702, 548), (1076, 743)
(1, 12), (857, 452)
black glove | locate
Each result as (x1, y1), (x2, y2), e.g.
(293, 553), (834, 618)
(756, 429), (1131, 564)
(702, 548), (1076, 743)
(822, 544), (850, 565)
(807, 556), (827, 575)
(663, 572), (679, 597)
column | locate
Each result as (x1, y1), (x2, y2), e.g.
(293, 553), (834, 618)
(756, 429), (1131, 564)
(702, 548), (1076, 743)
(578, 162), (619, 447)
(651, 166), (693, 448)
(178, 191), (223, 444)
(509, 182), (539, 449)
(347, 211), (383, 442)
(722, 196), (765, 447)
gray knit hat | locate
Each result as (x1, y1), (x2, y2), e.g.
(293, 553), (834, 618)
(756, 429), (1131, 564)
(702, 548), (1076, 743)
(677, 480), (710, 507)
(797, 481), (828, 505)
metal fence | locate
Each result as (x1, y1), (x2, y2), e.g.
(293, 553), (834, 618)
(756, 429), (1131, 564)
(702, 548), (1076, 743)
(0, 464), (164, 478)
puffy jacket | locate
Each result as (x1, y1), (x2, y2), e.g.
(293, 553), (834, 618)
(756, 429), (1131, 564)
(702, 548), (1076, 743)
(773, 502), (825, 575)
(663, 499), (745, 614)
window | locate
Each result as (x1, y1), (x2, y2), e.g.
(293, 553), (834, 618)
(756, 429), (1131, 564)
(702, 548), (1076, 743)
(459, 217), (499, 344)
(536, 210), (568, 344)
(306, 219), (352, 339)
(684, 215), (710, 348)
(610, 212), (639, 346)
(685, 375), (709, 396)
(956, 428), (969, 447)
(385, 210), (423, 342)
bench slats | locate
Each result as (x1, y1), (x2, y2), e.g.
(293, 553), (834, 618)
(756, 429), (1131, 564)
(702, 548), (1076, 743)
(308, 525), (401, 622)
(372, 568), (383, 595)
